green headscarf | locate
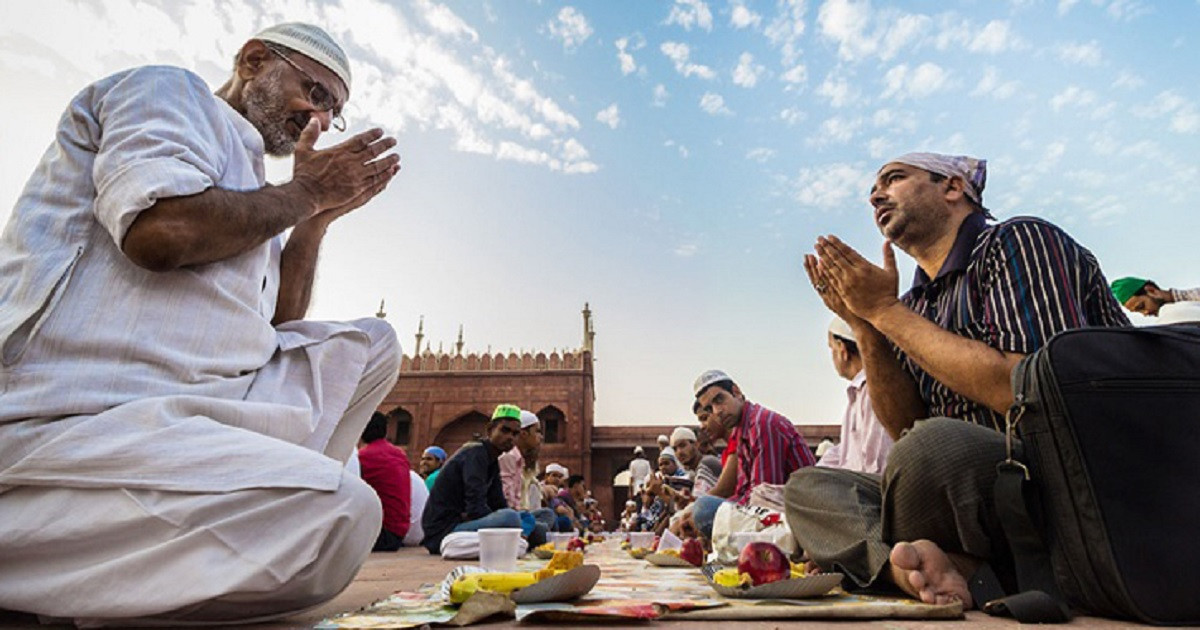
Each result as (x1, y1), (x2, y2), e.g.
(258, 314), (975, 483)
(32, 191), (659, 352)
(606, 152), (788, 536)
(1110, 277), (1148, 304)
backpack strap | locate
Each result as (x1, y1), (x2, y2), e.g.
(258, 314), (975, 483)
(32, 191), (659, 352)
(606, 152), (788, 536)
(984, 461), (1072, 623)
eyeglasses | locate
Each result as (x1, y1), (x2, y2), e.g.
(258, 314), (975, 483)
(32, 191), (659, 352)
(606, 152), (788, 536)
(266, 45), (346, 132)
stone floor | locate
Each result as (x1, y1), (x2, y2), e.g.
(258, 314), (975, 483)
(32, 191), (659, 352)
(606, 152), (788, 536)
(0, 547), (1156, 629)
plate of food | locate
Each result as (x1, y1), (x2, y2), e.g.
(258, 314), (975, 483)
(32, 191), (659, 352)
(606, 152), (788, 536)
(701, 564), (842, 599)
(532, 542), (556, 559)
(627, 546), (653, 560)
(444, 550), (597, 605)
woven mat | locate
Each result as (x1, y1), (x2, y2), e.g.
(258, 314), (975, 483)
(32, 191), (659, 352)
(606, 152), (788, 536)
(317, 540), (961, 628)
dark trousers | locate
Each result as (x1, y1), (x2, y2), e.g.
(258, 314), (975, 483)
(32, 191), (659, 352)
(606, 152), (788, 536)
(784, 418), (1016, 588)
(372, 527), (403, 552)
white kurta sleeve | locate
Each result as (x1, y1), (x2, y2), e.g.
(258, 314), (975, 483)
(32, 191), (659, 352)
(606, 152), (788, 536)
(91, 66), (231, 249)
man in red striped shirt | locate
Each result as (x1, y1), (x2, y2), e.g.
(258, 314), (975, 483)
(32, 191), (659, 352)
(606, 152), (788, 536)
(694, 370), (815, 505)
(689, 370), (815, 539)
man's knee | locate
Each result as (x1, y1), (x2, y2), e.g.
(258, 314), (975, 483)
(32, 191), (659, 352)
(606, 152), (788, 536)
(785, 465), (845, 507)
(350, 318), (401, 373)
(493, 508), (522, 529)
(285, 475), (380, 606)
(885, 418), (1001, 484)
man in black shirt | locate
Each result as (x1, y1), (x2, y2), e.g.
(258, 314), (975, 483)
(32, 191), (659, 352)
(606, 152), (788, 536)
(420, 404), (524, 554)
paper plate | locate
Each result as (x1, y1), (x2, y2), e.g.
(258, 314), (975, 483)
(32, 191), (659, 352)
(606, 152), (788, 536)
(510, 565), (601, 604)
(438, 565), (489, 602)
(645, 552), (699, 567)
(701, 564), (843, 599)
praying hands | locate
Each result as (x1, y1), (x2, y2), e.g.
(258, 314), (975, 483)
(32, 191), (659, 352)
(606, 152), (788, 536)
(807, 236), (903, 325)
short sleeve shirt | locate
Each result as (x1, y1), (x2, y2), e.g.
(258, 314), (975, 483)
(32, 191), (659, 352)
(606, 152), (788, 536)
(899, 213), (1131, 429)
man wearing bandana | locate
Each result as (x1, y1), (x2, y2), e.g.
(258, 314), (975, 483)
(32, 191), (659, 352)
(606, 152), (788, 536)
(787, 153), (1129, 608)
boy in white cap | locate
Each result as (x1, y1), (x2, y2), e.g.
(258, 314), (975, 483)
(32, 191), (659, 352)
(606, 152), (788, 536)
(793, 152), (1128, 608)
(670, 426), (723, 496)
(815, 317), (892, 475)
(0, 23), (401, 625)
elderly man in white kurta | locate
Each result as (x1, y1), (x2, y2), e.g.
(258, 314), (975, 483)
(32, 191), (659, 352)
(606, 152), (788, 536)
(0, 23), (402, 626)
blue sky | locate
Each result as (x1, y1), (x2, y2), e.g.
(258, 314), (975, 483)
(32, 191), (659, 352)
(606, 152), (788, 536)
(1, 0), (1197, 426)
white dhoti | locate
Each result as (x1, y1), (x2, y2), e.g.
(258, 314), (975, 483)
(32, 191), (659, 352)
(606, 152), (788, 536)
(0, 318), (400, 626)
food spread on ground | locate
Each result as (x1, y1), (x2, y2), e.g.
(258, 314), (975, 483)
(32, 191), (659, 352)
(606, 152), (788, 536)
(449, 550), (585, 604)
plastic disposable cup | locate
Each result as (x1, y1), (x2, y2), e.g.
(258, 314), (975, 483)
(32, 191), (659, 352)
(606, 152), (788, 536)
(478, 528), (523, 571)
(629, 531), (656, 550)
(549, 532), (575, 550)
(728, 531), (773, 555)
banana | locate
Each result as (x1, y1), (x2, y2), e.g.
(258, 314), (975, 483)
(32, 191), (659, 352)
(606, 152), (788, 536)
(449, 572), (539, 604)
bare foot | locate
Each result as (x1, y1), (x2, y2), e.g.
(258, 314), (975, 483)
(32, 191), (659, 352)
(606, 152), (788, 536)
(804, 560), (823, 575)
(888, 540), (976, 608)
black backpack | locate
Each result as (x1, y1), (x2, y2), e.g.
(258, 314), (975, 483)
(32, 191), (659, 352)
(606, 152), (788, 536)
(983, 325), (1200, 624)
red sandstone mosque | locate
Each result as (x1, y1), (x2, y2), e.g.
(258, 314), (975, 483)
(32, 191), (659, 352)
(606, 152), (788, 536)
(375, 303), (837, 523)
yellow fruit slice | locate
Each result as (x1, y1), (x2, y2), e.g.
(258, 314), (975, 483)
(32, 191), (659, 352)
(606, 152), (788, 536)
(449, 572), (539, 604)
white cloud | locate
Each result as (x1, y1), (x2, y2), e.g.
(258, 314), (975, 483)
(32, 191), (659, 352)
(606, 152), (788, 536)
(867, 136), (891, 159)
(660, 41), (716, 79)
(816, 73), (858, 107)
(1057, 40), (1102, 66)
(817, 0), (875, 61)
(780, 63), (808, 85)
(780, 107), (808, 126)
(879, 14), (933, 60)
(1050, 85), (1097, 111)
(1057, 0), (1081, 14)
(699, 92), (733, 116)
(615, 34), (645, 75)
(560, 138), (590, 162)
(732, 52), (765, 88)
(1103, 0), (1151, 21)
(871, 108), (917, 133)
(810, 116), (863, 145)
(1112, 70), (1144, 90)
(595, 103), (621, 129)
(791, 163), (874, 209)
(730, 0), (762, 28)
(664, 139), (690, 158)
(765, 0), (807, 66)
(665, 0), (714, 31)
(746, 147), (776, 163)
(968, 20), (1021, 53)
(674, 243), (699, 257)
(547, 6), (593, 51)
(652, 84), (670, 107)
(1133, 91), (1200, 134)
(880, 62), (952, 101)
(971, 66), (1019, 99)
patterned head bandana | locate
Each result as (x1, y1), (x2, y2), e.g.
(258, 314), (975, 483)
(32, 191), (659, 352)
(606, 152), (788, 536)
(886, 152), (992, 218)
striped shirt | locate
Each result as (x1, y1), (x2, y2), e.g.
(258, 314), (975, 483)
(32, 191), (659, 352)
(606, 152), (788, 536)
(899, 213), (1130, 429)
(1170, 288), (1200, 302)
(731, 401), (816, 504)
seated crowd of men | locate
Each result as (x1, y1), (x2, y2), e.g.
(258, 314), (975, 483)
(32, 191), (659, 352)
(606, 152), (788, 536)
(355, 404), (604, 556)
(351, 151), (1199, 611)
(1, 19), (1189, 621)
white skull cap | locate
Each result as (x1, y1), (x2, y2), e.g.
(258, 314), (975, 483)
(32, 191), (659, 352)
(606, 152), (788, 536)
(693, 369), (732, 396)
(670, 426), (697, 446)
(254, 22), (351, 93)
(828, 317), (856, 343)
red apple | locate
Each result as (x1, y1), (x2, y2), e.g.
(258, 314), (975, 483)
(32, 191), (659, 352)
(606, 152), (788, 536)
(737, 541), (790, 585)
(567, 537), (586, 552)
(680, 537), (705, 567)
